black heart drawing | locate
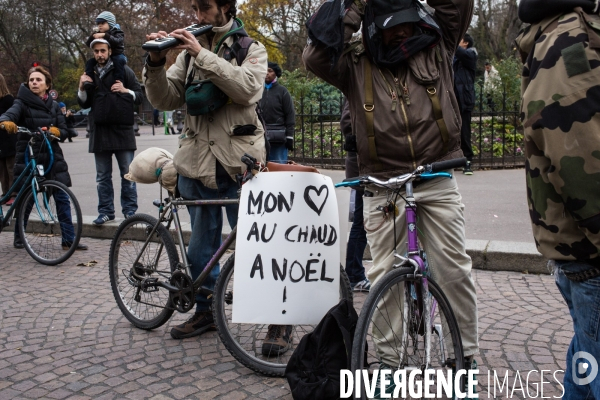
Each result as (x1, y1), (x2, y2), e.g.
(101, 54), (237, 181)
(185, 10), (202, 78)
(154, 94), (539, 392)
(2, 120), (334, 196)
(304, 185), (329, 216)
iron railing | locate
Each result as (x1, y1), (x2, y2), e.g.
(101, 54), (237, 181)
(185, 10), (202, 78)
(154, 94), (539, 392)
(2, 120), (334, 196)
(136, 85), (524, 170)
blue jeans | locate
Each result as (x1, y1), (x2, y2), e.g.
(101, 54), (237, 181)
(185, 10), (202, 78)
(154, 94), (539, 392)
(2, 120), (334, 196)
(345, 189), (367, 284)
(178, 168), (238, 313)
(94, 151), (137, 217)
(15, 185), (75, 243)
(267, 143), (288, 164)
(554, 260), (600, 399)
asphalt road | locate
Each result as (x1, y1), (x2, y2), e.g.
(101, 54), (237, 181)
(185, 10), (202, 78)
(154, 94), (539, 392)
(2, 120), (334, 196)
(62, 126), (534, 244)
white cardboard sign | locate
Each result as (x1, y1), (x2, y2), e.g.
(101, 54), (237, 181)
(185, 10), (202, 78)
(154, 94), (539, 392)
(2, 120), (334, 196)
(232, 172), (340, 324)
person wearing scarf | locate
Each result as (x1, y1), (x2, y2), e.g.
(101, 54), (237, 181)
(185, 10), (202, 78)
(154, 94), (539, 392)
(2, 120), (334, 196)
(0, 66), (87, 251)
(304, 0), (478, 396)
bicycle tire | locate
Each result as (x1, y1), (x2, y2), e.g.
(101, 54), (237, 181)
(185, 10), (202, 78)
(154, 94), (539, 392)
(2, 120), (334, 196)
(213, 253), (353, 376)
(109, 213), (179, 330)
(351, 268), (464, 399)
(17, 180), (83, 265)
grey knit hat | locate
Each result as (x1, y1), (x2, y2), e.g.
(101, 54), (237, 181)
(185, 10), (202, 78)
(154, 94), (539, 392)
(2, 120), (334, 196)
(96, 11), (117, 28)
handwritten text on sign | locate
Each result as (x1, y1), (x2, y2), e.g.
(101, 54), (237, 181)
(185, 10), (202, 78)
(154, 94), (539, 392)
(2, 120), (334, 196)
(233, 172), (340, 324)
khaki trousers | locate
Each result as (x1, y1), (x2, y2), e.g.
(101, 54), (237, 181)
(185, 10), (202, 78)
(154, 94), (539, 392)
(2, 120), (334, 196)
(363, 173), (479, 364)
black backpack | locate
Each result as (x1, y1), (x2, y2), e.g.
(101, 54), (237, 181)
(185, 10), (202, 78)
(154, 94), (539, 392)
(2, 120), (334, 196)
(285, 299), (358, 400)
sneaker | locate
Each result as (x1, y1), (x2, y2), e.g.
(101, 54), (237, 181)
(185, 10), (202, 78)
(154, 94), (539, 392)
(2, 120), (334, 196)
(453, 356), (478, 399)
(5, 197), (15, 206)
(351, 278), (371, 292)
(92, 214), (115, 225)
(463, 161), (473, 175)
(373, 363), (397, 399)
(62, 242), (89, 251)
(170, 311), (216, 339)
(262, 325), (293, 356)
(124, 212), (135, 219)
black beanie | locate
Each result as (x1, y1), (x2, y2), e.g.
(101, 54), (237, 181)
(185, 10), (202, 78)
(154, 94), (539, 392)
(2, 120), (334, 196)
(268, 62), (282, 78)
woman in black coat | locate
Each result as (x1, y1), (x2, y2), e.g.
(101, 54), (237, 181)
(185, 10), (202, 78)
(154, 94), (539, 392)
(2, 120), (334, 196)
(0, 73), (16, 203)
(0, 66), (87, 250)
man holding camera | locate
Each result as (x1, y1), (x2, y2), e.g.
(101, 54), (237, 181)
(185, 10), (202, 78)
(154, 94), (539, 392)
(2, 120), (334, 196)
(143, 0), (268, 341)
(304, 0), (478, 395)
(78, 38), (142, 225)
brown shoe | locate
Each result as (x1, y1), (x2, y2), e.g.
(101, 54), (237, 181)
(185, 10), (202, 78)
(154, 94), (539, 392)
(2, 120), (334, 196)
(170, 311), (216, 339)
(262, 325), (293, 356)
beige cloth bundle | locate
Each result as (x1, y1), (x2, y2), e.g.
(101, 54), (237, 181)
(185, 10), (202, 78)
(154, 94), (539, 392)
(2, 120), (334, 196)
(124, 147), (177, 193)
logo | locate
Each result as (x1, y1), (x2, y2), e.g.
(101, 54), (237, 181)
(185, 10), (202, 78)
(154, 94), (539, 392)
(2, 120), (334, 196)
(572, 351), (598, 386)
(383, 16), (393, 27)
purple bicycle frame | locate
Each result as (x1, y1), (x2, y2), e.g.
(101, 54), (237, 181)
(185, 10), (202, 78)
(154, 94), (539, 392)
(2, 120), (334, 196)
(404, 181), (437, 323)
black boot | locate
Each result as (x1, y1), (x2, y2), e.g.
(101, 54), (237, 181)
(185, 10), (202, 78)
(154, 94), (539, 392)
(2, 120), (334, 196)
(14, 236), (24, 249)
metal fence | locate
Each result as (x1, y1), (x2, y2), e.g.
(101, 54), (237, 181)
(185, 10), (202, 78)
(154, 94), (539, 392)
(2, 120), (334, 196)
(137, 86), (524, 170)
(470, 84), (524, 169)
(288, 88), (524, 169)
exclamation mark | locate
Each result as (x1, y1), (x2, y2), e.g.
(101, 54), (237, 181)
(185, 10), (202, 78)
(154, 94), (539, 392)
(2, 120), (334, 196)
(282, 286), (287, 314)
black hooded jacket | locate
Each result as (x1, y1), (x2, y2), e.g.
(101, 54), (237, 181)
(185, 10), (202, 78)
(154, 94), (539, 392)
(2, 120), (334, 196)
(0, 94), (16, 158)
(453, 45), (477, 112)
(85, 27), (125, 55)
(0, 84), (71, 187)
(78, 63), (142, 153)
(258, 81), (295, 139)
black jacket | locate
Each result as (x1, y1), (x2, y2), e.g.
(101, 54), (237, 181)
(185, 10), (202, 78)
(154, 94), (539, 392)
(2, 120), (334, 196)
(0, 84), (71, 187)
(259, 81), (295, 138)
(78, 62), (143, 153)
(453, 46), (477, 113)
(0, 94), (16, 158)
(85, 27), (125, 55)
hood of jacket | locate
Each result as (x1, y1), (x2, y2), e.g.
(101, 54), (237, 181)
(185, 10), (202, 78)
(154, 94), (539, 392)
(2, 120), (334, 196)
(16, 83), (53, 113)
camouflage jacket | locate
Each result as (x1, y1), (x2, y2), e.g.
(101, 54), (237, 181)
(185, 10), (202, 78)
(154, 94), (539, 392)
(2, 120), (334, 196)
(515, 8), (600, 262)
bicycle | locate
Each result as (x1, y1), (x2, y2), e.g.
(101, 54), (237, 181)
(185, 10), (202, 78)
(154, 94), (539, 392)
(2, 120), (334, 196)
(108, 154), (352, 376)
(0, 126), (83, 265)
(335, 157), (469, 399)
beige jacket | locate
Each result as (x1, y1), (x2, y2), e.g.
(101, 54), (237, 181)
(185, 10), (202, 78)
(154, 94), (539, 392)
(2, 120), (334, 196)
(143, 19), (268, 189)
(303, 0), (473, 178)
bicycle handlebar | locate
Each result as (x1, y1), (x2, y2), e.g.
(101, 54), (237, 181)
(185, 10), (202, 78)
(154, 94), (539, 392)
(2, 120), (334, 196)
(335, 157), (467, 189)
(13, 126), (55, 173)
(428, 157), (467, 173)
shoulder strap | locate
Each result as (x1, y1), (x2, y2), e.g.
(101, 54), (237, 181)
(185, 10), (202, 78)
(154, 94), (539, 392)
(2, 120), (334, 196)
(363, 60), (382, 171)
(426, 86), (450, 155)
(185, 52), (194, 87)
(226, 35), (255, 66)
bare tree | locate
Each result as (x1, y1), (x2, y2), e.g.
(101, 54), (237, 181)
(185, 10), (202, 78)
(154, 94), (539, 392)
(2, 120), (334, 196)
(471, 0), (523, 62)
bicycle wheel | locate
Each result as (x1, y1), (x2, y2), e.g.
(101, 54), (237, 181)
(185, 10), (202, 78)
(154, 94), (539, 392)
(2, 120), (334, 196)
(109, 214), (179, 330)
(17, 180), (82, 265)
(351, 268), (464, 399)
(213, 253), (353, 376)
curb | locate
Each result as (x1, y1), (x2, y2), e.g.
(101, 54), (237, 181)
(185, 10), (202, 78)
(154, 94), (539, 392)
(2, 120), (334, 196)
(80, 216), (548, 275)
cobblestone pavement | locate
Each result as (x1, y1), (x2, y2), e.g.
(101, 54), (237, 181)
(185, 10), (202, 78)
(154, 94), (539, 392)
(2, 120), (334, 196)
(0, 233), (570, 399)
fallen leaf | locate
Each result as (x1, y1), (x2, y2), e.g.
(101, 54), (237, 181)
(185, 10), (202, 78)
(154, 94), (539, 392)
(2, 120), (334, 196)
(77, 260), (98, 267)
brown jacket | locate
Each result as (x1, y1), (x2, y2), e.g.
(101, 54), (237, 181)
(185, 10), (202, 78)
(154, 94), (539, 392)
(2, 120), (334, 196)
(303, 0), (473, 178)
